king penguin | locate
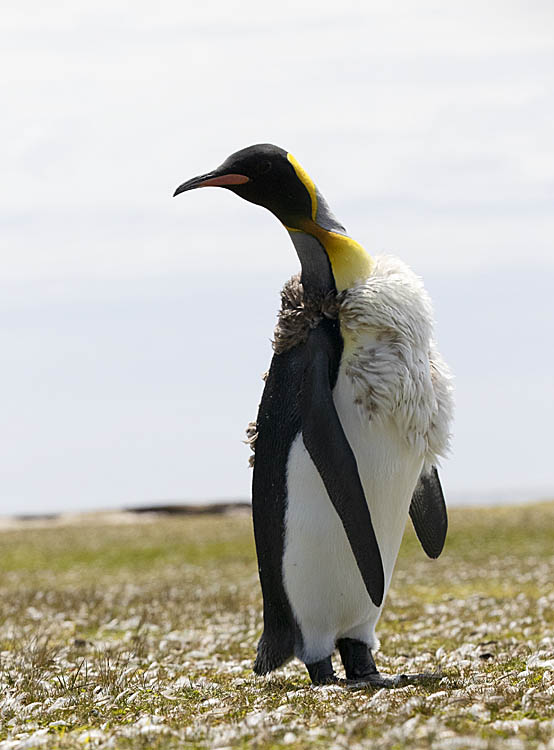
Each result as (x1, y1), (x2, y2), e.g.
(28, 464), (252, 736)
(174, 144), (454, 686)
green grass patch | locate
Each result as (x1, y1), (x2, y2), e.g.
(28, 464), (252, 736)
(0, 503), (553, 749)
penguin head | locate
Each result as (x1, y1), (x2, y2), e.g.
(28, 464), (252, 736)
(174, 144), (373, 292)
(173, 144), (317, 231)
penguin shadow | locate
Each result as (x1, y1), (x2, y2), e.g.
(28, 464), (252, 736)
(262, 669), (444, 693)
(341, 670), (443, 692)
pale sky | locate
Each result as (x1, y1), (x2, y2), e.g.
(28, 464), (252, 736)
(1, 1), (554, 514)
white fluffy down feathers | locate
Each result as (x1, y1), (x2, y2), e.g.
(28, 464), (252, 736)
(339, 255), (454, 473)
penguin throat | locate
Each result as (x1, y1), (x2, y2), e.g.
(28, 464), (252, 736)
(287, 222), (373, 293)
(287, 229), (336, 297)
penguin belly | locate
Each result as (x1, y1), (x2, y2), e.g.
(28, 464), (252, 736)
(282, 366), (424, 665)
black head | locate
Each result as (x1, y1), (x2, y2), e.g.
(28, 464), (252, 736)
(173, 143), (315, 229)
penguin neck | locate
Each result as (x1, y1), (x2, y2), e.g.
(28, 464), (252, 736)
(287, 222), (373, 294)
(287, 229), (336, 298)
(284, 156), (373, 292)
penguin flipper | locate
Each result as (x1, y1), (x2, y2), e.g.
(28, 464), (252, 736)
(251, 345), (305, 674)
(409, 466), (448, 559)
(301, 324), (385, 607)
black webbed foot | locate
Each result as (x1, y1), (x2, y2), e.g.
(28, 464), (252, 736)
(337, 637), (378, 680)
(345, 671), (442, 689)
(337, 637), (440, 689)
(306, 655), (338, 685)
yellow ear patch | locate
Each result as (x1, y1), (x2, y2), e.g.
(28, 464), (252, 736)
(287, 153), (317, 221)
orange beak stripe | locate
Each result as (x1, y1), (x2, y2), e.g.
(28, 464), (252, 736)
(197, 174), (250, 188)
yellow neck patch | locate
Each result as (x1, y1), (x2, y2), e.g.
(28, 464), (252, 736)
(308, 223), (373, 291)
(287, 152), (373, 291)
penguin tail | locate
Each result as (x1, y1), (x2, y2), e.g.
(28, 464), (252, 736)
(253, 630), (294, 675)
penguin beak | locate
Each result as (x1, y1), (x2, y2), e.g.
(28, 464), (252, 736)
(173, 171), (250, 197)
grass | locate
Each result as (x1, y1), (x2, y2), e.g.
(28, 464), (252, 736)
(0, 503), (553, 749)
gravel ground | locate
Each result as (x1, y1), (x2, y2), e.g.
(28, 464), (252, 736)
(0, 503), (553, 749)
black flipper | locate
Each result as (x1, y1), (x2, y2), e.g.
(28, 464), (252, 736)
(251, 342), (305, 674)
(409, 466), (448, 559)
(301, 324), (385, 607)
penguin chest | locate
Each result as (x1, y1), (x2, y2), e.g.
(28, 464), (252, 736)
(282, 333), (424, 659)
(332, 361), (425, 580)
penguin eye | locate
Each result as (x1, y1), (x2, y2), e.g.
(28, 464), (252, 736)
(257, 160), (272, 175)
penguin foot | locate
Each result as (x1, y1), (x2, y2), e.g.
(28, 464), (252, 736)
(306, 656), (338, 685)
(345, 671), (441, 689)
(337, 637), (379, 680)
(337, 638), (440, 689)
